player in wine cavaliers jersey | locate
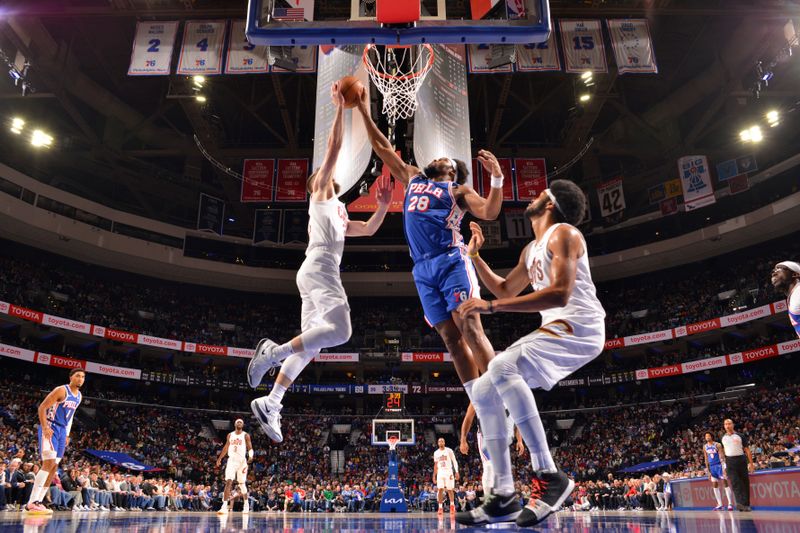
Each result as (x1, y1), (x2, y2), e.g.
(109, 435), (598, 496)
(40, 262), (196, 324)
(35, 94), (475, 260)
(25, 368), (85, 514)
(248, 82), (392, 442)
(771, 261), (800, 338)
(433, 438), (460, 516)
(703, 432), (734, 510)
(457, 181), (606, 527)
(216, 419), (253, 514)
(355, 90), (508, 443)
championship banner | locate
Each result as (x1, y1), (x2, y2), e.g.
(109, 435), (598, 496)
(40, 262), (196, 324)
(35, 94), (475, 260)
(678, 155), (716, 211)
(127, 21), (179, 76)
(480, 158), (514, 201)
(225, 20), (269, 74)
(272, 45), (318, 73)
(84, 450), (160, 472)
(176, 21), (226, 76)
(516, 32), (562, 72)
(241, 159), (275, 202)
(197, 193), (225, 235)
(606, 19), (658, 74)
(467, 45), (514, 73)
(596, 177), (625, 217)
(253, 209), (282, 245)
(275, 159), (309, 202)
(559, 20), (608, 73)
(514, 158), (547, 201)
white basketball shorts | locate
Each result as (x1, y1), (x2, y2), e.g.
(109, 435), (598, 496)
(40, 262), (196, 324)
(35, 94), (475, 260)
(436, 472), (455, 490)
(296, 250), (350, 333)
(225, 458), (248, 483)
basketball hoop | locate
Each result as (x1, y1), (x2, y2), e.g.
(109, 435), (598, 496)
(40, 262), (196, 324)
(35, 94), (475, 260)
(363, 44), (435, 125)
(387, 435), (399, 451)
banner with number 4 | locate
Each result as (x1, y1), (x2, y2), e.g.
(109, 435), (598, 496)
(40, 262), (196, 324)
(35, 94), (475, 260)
(128, 21), (179, 76)
(177, 21), (227, 75)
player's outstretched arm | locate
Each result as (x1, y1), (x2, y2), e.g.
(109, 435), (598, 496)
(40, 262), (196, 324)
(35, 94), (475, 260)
(38, 386), (66, 441)
(311, 82), (346, 200)
(459, 404), (476, 455)
(458, 150), (504, 220)
(355, 91), (418, 185)
(466, 222), (530, 299)
(346, 175), (392, 237)
(460, 224), (581, 316)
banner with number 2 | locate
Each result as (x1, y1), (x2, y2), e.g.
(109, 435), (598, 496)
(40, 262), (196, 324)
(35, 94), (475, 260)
(177, 21), (227, 75)
(128, 21), (179, 76)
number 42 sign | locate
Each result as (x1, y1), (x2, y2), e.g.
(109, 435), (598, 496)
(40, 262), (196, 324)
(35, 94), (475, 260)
(597, 177), (626, 217)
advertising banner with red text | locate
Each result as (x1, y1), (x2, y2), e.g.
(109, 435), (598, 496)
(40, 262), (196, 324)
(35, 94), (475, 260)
(672, 468), (800, 510)
(480, 158), (514, 200)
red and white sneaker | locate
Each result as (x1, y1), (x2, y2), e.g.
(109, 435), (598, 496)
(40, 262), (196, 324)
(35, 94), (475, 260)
(23, 503), (48, 514)
(450, 504), (455, 515)
(727, 505), (734, 511)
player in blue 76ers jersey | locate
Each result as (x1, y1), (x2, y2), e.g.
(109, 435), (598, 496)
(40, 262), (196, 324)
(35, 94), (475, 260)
(24, 368), (85, 514)
(355, 91), (506, 406)
(704, 432), (734, 510)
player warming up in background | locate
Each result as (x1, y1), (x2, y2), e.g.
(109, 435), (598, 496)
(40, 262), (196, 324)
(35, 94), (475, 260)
(216, 418), (253, 514)
(24, 368), (85, 514)
(433, 438), (459, 516)
(771, 260), (800, 338)
(248, 82), (392, 442)
(355, 91), (511, 461)
(456, 181), (606, 527)
(704, 432), (734, 510)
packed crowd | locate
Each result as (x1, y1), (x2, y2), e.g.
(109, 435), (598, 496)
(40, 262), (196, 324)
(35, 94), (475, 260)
(2, 235), (796, 351)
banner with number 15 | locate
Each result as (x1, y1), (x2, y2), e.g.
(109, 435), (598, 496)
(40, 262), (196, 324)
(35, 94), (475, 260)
(128, 21), (179, 76)
(177, 21), (227, 75)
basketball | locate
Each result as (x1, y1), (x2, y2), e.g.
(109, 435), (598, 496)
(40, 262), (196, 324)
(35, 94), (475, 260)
(339, 75), (365, 108)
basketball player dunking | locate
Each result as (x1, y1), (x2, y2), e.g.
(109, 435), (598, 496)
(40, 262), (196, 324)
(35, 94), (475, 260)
(216, 419), (253, 514)
(703, 431), (734, 510)
(355, 92), (510, 458)
(24, 368), (85, 514)
(247, 82), (393, 441)
(456, 181), (606, 527)
(433, 438), (459, 516)
(771, 261), (800, 338)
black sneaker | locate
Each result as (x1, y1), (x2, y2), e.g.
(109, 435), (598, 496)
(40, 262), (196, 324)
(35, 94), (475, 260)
(455, 491), (521, 525)
(516, 470), (575, 528)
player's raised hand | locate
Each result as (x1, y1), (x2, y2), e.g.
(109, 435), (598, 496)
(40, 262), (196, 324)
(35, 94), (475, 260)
(458, 298), (492, 317)
(466, 222), (484, 256)
(356, 83), (369, 112)
(331, 81), (345, 107)
(477, 149), (502, 177)
(459, 440), (468, 455)
(375, 175), (393, 206)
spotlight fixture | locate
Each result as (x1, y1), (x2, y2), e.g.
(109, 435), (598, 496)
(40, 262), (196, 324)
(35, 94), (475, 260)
(30, 129), (53, 147)
(195, 95), (207, 103)
(581, 71), (592, 80)
(192, 75), (205, 87)
(740, 125), (762, 143)
(766, 110), (780, 127)
(579, 93), (591, 103)
(10, 117), (24, 134)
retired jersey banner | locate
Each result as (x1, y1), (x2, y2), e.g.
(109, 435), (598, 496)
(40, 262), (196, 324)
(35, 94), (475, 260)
(678, 155), (716, 211)
(275, 159), (309, 202)
(176, 21), (226, 75)
(128, 21), (179, 76)
(596, 177), (626, 217)
(197, 193), (225, 235)
(467, 45), (514, 73)
(225, 20), (269, 74)
(516, 32), (562, 72)
(514, 158), (548, 201)
(559, 20), (607, 73)
(241, 159), (275, 202)
(607, 19), (658, 74)
(481, 158), (514, 200)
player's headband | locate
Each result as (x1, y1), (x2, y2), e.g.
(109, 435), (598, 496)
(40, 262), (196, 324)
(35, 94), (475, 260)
(235, 418), (244, 425)
(544, 188), (565, 217)
(777, 261), (800, 275)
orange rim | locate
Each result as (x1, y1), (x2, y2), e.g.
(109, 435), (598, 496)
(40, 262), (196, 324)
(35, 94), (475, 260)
(362, 44), (435, 81)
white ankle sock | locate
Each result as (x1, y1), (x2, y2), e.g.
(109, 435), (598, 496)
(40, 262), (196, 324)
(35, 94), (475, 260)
(713, 487), (722, 506)
(725, 487), (733, 505)
(27, 470), (49, 504)
(267, 383), (287, 406)
(274, 342), (295, 359)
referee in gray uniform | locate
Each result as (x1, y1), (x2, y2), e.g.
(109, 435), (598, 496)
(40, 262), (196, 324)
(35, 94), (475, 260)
(722, 418), (754, 512)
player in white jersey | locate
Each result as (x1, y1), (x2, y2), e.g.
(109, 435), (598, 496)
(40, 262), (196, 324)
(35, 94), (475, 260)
(771, 261), (800, 338)
(248, 82), (392, 442)
(456, 180), (606, 527)
(459, 404), (522, 494)
(433, 438), (460, 515)
(216, 419), (253, 514)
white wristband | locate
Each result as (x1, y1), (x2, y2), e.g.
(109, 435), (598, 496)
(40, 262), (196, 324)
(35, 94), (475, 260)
(490, 175), (504, 189)
(248, 449), (254, 460)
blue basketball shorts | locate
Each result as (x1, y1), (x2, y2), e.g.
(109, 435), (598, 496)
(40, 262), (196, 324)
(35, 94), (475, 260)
(412, 247), (480, 327)
(39, 424), (67, 461)
(709, 463), (725, 481)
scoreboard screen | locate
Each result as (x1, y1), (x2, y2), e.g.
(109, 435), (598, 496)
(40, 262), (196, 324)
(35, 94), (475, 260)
(384, 392), (404, 412)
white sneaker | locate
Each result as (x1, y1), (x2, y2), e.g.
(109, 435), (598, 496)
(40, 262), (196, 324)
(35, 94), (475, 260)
(217, 505), (229, 515)
(251, 397), (283, 443)
(243, 504), (250, 514)
(247, 339), (282, 388)
(100, 506), (109, 511)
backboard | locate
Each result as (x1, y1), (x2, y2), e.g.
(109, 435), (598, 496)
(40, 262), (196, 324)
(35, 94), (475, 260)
(372, 419), (416, 447)
(247, 0), (551, 46)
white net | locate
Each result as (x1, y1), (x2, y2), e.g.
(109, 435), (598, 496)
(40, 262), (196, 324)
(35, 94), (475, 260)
(363, 44), (435, 125)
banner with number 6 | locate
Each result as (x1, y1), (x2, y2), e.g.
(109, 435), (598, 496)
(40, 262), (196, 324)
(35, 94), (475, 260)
(559, 20), (608, 73)
(596, 177), (626, 217)
(128, 21), (179, 76)
(177, 21), (227, 75)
